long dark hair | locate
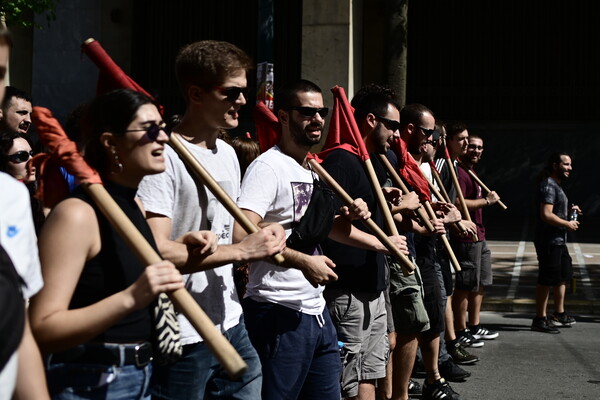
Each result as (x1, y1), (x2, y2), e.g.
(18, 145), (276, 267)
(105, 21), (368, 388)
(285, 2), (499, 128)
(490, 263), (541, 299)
(81, 89), (155, 176)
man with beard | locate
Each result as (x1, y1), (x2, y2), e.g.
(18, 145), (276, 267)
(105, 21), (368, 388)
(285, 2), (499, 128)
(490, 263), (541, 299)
(0, 87), (32, 134)
(320, 84), (411, 400)
(234, 80), (407, 399)
(531, 152), (580, 333)
(453, 135), (500, 346)
(137, 40), (287, 399)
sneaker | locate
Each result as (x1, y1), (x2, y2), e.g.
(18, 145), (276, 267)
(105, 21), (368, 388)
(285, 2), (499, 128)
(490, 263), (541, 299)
(456, 328), (484, 348)
(408, 378), (423, 398)
(550, 312), (576, 327)
(447, 340), (480, 365)
(439, 359), (471, 382)
(422, 378), (461, 400)
(469, 324), (499, 340)
(531, 316), (560, 334)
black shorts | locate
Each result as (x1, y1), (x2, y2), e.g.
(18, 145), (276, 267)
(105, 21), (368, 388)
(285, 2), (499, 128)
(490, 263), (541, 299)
(535, 242), (573, 286)
(436, 253), (454, 297)
(415, 256), (445, 336)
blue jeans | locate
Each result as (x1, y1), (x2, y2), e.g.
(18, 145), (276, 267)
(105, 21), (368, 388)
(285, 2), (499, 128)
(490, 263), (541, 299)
(243, 298), (341, 400)
(151, 318), (261, 400)
(46, 345), (152, 400)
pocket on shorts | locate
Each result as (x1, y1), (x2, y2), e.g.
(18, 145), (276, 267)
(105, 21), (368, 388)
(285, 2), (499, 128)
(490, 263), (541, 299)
(455, 263), (478, 291)
(391, 289), (430, 334)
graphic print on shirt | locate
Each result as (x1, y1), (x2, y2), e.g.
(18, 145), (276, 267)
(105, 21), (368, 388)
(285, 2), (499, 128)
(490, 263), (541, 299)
(291, 182), (313, 226)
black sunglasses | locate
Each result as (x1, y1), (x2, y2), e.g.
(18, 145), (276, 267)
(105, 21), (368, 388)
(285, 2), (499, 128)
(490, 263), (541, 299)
(214, 86), (249, 102)
(288, 106), (329, 118)
(415, 126), (438, 137)
(375, 115), (401, 132)
(7, 150), (33, 163)
(467, 144), (484, 151)
(422, 139), (437, 146)
(125, 122), (170, 141)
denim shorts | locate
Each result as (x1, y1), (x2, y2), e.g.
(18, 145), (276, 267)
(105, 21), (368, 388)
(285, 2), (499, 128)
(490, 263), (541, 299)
(46, 343), (152, 400)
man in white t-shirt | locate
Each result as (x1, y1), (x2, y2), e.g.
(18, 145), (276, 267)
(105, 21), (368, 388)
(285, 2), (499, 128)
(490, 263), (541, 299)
(137, 40), (286, 400)
(234, 80), (407, 399)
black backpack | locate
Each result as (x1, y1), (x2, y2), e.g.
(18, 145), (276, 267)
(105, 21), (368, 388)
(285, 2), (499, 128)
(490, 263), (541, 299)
(0, 244), (25, 371)
(286, 177), (337, 254)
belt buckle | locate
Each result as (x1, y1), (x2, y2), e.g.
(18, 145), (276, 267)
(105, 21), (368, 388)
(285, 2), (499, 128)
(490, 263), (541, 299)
(134, 342), (153, 367)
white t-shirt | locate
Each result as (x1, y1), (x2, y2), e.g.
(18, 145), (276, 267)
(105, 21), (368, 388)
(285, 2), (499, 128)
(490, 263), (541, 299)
(237, 146), (325, 315)
(137, 139), (242, 345)
(420, 162), (440, 202)
(0, 172), (43, 299)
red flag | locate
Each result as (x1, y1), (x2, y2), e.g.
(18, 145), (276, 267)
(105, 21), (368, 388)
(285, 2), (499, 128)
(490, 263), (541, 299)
(253, 102), (281, 153)
(81, 38), (164, 114)
(318, 86), (366, 161)
(391, 136), (431, 203)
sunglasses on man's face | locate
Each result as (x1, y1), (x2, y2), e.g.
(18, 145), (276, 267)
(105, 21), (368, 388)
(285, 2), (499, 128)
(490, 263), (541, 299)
(7, 150), (33, 163)
(214, 86), (249, 102)
(467, 144), (484, 151)
(125, 122), (171, 141)
(288, 106), (329, 118)
(375, 115), (401, 132)
(415, 126), (438, 137)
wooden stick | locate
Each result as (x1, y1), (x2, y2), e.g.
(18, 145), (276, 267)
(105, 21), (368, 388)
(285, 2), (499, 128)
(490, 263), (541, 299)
(377, 154), (435, 233)
(457, 161), (508, 210)
(441, 139), (478, 241)
(85, 184), (248, 379)
(424, 171), (469, 234)
(430, 166), (451, 203)
(169, 133), (285, 265)
(308, 159), (415, 275)
(377, 154), (461, 271)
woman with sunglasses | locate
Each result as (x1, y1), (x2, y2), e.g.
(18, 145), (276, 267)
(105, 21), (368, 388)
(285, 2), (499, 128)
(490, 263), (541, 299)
(28, 89), (214, 400)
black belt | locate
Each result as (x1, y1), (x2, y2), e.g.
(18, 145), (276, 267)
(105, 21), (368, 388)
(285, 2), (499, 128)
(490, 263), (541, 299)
(49, 342), (153, 367)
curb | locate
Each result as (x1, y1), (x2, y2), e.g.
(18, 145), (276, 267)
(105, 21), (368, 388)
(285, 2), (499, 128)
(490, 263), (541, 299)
(482, 298), (600, 315)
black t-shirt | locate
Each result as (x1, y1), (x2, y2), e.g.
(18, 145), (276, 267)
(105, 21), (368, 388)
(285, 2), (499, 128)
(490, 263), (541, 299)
(321, 149), (387, 293)
(534, 177), (568, 245)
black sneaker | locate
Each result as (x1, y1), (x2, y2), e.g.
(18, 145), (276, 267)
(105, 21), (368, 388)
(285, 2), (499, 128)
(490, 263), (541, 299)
(422, 378), (461, 400)
(531, 316), (560, 334)
(447, 340), (480, 365)
(456, 328), (484, 348)
(439, 359), (471, 382)
(469, 324), (499, 340)
(550, 312), (576, 327)
(408, 378), (423, 398)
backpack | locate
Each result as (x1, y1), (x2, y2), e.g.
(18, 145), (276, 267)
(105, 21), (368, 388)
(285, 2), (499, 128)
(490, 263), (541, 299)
(0, 244), (25, 371)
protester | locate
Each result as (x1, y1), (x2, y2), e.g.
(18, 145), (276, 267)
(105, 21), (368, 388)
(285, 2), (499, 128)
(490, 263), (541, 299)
(137, 40), (286, 399)
(235, 79), (408, 399)
(28, 89), (187, 399)
(531, 152), (580, 333)
(398, 103), (462, 400)
(454, 134), (500, 342)
(0, 86), (32, 135)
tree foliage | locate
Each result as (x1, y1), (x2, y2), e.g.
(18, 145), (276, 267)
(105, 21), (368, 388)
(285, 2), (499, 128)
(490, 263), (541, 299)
(0, 0), (58, 28)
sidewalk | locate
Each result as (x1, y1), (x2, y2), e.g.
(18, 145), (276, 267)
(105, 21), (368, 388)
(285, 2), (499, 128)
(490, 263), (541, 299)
(483, 240), (600, 315)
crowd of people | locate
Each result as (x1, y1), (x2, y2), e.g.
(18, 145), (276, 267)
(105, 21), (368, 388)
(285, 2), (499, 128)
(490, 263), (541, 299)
(0, 27), (582, 400)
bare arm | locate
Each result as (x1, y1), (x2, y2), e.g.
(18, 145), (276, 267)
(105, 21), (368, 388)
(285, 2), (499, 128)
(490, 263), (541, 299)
(29, 199), (184, 353)
(149, 212), (286, 275)
(14, 313), (50, 400)
(232, 209), (337, 287)
(540, 203), (579, 231)
(328, 216), (409, 255)
(463, 191), (500, 210)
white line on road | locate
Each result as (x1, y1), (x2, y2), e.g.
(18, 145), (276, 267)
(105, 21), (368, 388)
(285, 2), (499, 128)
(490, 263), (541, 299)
(573, 242), (595, 300)
(507, 240), (526, 299)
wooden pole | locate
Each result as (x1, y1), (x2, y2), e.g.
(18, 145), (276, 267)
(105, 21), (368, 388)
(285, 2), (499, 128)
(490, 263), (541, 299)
(424, 171), (469, 234)
(85, 184), (248, 379)
(308, 159), (415, 275)
(169, 133), (284, 265)
(457, 161), (508, 210)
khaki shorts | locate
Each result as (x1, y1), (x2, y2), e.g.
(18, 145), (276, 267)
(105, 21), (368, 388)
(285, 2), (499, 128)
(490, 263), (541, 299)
(389, 259), (430, 335)
(325, 289), (389, 398)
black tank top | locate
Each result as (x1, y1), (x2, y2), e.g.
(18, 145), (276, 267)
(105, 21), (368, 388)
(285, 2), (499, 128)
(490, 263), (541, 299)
(69, 181), (154, 343)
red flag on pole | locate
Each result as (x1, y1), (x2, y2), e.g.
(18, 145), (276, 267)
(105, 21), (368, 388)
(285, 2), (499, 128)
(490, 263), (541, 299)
(81, 38), (164, 114)
(390, 137), (431, 203)
(253, 102), (281, 153)
(318, 86), (366, 161)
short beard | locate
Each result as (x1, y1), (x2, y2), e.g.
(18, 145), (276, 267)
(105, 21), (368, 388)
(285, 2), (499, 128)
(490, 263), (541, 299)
(290, 121), (322, 148)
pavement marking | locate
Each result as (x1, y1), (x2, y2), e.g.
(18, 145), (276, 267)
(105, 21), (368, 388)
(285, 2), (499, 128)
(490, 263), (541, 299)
(573, 242), (595, 300)
(506, 222), (529, 299)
